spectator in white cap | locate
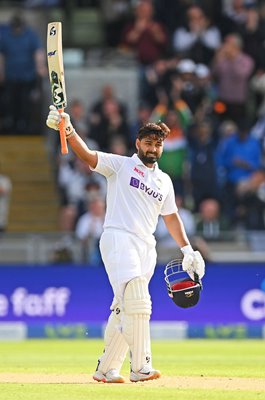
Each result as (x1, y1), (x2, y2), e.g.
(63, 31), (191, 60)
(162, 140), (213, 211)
(177, 59), (203, 114)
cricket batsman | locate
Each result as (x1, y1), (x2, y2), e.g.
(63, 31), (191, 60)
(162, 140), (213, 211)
(47, 106), (205, 383)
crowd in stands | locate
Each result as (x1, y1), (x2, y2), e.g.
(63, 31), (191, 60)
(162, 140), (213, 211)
(1, 0), (265, 263)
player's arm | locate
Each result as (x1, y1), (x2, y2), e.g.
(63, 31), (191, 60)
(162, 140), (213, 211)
(162, 212), (190, 248)
(46, 105), (98, 169)
(163, 212), (205, 279)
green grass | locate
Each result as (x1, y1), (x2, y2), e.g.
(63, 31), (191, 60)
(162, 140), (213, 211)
(0, 339), (264, 400)
(0, 385), (263, 400)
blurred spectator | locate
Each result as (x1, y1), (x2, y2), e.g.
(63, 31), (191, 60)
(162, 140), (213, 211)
(90, 96), (131, 151)
(69, 99), (99, 151)
(249, 70), (265, 150)
(211, 33), (254, 126)
(193, 63), (218, 124)
(215, 120), (239, 188)
(176, 59), (205, 114)
(218, 119), (238, 139)
(68, 99), (89, 140)
(57, 158), (105, 232)
(0, 164), (12, 233)
(101, 0), (132, 47)
(216, 121), (262, 228)
(235, 168), (265, 229)
(220, 0), (248, 37)
(75, 195), (105, 265)
(89, 84), (131, 151)
(148, 63), (193, 130)
(156, 109), (188, 196)
(56, 99), (98, 216)
(130, 101), (152, 142)
(141, 57), (178, 107)
(121, 0), (169, 66)
(196, 198), (230, 240)
(250, 114), (265, 156)
(250, 69), (265, 118)
(156, 194), (196, 239)
(90, 84), (127, 123)
(79, 179), (105, 217)
(259, 1), (265, 39)
(238, 5), (265, 71)
(155, 0), (223, 38)
(172, 4), (221, 65)
(168, 72), (194, 129)
(108, 134), (129, 155)
(0, 14), (46, 135)
(188, 119), (220, 212)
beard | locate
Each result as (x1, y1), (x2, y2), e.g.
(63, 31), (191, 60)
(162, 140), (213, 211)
(138, 148), (160, 164)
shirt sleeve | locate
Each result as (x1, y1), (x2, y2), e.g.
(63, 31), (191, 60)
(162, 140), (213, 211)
(160, 175), (178, 216)
(93, 152), (126, 178)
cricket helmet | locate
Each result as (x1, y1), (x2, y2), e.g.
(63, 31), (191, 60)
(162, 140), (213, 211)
(164, 258), (202, 308)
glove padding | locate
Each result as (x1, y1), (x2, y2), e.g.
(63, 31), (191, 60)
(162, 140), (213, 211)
(182, 249), (205, 280)
(46, 105), (73, 136)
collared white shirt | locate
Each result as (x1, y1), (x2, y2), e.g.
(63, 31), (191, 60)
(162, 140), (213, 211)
(93, 152), (177, 243)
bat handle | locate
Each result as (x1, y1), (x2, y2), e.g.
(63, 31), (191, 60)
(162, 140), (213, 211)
(58, 108), (68, 155)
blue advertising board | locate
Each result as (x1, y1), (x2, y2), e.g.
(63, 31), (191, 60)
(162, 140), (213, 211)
(0, 263), (264, 327)
(151, 263), (265, 324)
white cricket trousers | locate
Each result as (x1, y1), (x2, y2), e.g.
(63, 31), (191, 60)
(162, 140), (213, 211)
(99, 228), (157, 306)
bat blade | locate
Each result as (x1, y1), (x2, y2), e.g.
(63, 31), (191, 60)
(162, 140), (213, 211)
(47, 22), (68, 154)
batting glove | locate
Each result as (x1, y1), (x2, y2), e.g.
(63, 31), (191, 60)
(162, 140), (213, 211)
(181, 244), (205, 280)
(46, 105), (74, 137)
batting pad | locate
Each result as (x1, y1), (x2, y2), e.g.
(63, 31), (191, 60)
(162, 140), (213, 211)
(123, 277), (152, 372)
(97, 305), (129, 373)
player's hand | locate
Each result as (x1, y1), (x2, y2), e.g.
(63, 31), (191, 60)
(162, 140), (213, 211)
(46, 105), (74, 136)
(181, 245), (205, 280)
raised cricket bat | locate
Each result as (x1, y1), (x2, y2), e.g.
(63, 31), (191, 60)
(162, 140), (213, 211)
(47, 22), (68, 154)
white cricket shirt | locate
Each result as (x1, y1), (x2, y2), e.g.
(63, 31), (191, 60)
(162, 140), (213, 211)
(93, 152), (178, 244)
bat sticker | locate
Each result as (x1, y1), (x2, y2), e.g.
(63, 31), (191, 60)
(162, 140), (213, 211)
(49, 26), (56, 36)
(50, 70), (66, 107)
(47, 50), (57, 57)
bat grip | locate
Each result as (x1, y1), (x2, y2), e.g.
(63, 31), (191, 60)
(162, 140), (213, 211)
(58, 108), (68, 155)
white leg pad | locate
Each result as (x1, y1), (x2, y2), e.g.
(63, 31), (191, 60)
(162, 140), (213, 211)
(122, 276), (152, 372)
(97, 304), (129, 374)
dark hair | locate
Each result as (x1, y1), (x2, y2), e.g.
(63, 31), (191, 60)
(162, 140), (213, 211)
(137, 121), (170, 140)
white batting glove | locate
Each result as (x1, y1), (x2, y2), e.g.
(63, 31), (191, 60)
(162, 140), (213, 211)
(181, 244), (205, 280)
(46, 105), (74, 137)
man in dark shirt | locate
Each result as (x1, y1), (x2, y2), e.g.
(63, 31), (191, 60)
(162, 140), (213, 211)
(0, 14), (46, 134)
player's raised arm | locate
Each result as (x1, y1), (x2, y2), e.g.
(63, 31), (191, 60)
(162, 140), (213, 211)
(46, 105), (98, 169)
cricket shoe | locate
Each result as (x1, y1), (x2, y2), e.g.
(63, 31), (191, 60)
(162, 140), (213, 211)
(93, 369), (125, 383)
(130, 365), (161, 382)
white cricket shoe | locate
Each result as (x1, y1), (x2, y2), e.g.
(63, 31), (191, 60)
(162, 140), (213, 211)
(93, 369), (125, 383)
(130, 365), (161, 382)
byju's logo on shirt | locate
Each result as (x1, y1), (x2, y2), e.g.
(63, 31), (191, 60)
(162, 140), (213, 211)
(130, 177), (163, 201)
(130, 177), (140, 188)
